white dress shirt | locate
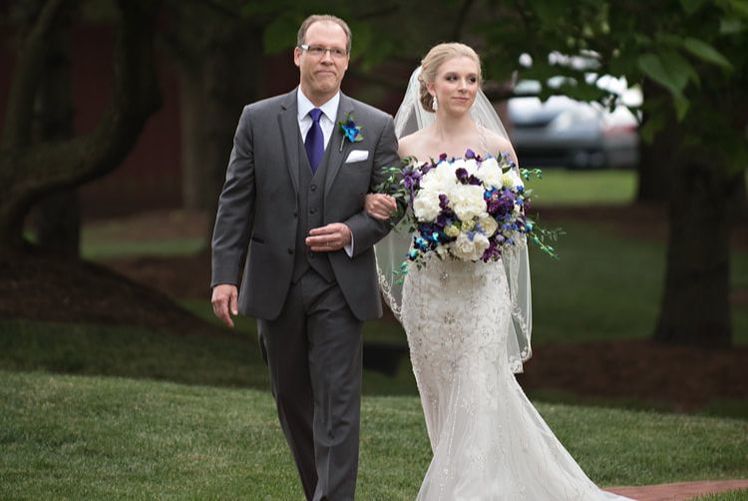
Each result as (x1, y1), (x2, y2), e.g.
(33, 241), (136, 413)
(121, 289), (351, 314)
(296, 88), (354, 257)
(297, 88), (339, 149)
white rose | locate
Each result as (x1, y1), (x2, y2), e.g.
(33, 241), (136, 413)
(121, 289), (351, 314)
(475, 157), (502, 188)
(478, 216), (499, 237)
(451, 158), (466, 171)
(413, 189), (442, 222)
(450, 184), (487, 222)
(464, 158), (479, 176)
(501, 168), (524, 189)
(421, 162), (457, 193)
(451, 232), (490, 261)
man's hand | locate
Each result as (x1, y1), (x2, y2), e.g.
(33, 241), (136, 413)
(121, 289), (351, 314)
(364, 193), (397, 221)
(211, 284), (238, 328)
(305, 223), (352, 252)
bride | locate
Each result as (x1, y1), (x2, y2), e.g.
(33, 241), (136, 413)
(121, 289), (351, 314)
(365, 43), (632, 500)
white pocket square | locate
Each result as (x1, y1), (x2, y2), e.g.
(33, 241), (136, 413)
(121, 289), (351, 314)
(345, 150), (369, 163)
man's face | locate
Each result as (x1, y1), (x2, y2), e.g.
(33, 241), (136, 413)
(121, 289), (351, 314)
(294, 21), (349, 101)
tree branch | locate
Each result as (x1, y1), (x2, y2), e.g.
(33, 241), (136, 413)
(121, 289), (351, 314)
(1, 0), (70, 150)
(18, 0), (162, 196)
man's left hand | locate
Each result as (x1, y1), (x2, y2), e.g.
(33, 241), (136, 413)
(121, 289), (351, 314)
(306, 223), (352, 252)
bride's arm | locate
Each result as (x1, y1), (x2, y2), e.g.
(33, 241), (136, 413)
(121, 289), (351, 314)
(487, 131), (519, 166)
(365, 193), (397, 220)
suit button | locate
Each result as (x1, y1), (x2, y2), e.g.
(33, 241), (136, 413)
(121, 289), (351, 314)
(310, 184), (317, 192)
(287, 248), (294, 255)
(293, 211), (298, 218)
(310, 208), (316, 214)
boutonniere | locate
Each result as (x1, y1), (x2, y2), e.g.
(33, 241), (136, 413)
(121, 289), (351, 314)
(338, 113), (363, 151)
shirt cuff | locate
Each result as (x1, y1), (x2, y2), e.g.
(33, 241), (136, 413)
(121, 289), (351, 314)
(344, 231), (354, 258)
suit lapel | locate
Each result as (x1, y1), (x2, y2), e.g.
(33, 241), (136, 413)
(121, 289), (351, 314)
(324, 93), (355, 197)
(278, 89), (300, 195)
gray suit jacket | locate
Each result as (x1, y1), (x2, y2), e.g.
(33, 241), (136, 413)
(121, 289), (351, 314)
(211, 89), (399, 321)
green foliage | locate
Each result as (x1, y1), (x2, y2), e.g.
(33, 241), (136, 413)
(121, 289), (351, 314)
(479, 0), (747, 173)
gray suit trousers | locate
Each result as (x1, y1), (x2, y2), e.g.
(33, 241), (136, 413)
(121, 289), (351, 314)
(259, 269), (363, 501)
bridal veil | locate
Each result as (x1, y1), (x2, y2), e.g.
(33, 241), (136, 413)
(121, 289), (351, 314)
(375, 66), (533, 373)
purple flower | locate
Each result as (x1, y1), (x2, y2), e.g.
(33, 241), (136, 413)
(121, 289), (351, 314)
(436, 212), (453, 229)
(465, 148), (477, 159)
(467, 175), (482, 186)
(402, 165), (422, 191)
(438, 194), (450, 210)
(455, 168), (469, 183)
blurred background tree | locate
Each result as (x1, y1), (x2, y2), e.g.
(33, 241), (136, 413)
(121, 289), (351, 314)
(0, 0), (160, 252)
(477, 0), (747, 347)
(0, 0), (744, 351)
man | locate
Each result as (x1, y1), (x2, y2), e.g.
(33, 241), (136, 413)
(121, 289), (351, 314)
(210, 14), (398, 501)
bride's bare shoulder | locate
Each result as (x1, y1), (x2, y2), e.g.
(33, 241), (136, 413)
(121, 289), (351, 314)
(398, 129), (429, 159)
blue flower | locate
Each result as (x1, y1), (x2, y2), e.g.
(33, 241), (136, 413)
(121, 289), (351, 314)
(338, 113), (363, 151)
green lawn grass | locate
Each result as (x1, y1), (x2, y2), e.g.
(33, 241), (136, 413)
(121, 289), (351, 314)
(528, 169), (637, 206)
(529, 219), (748, 345)
(81, 238), (206, 260)
(0, 317), (419, 397)
(1, 371), (746, 500)
(695, 490), (748, 500)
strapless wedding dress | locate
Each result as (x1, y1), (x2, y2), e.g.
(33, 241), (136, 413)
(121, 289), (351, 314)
(401, 256), (632, 500)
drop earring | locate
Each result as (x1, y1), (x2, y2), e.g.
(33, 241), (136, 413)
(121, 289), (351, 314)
(432, 94), (438, 111)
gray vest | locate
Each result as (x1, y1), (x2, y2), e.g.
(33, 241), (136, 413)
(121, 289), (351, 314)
(292, 133), (335, 283)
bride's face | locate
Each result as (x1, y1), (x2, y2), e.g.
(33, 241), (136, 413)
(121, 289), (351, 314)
(429, 56), (480, 115)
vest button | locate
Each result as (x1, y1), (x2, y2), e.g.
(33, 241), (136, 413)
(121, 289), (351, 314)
(293, 211), (298, 218)
(287, 248), (294, 255)
(310, 184), (317, 192)
(310, 208), (316, 214)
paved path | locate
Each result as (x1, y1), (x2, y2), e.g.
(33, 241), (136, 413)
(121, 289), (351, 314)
(607, 480), (748, 500)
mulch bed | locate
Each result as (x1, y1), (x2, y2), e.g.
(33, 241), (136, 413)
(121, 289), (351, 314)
(0, 249), (227, 338)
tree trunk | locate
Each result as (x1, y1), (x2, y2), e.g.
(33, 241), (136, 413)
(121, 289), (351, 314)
(178, 67), (209, 210)
(175, 25), (262, 219)
(31, 0), (80, 256)
(654, 158), (736, 347)
(636, 135), (673, 203)
(202, 36), (260, 220)
(636, 81), (672, 204)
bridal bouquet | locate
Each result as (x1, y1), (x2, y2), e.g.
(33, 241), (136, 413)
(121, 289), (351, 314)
(378, 149), (558, 266)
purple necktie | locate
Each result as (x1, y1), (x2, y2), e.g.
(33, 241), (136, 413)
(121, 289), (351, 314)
(305, 108), (324, 174)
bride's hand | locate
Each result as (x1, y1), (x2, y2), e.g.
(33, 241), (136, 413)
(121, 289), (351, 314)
(365, 193), (397, 221)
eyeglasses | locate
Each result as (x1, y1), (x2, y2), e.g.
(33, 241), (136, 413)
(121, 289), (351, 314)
(298, 44), (348, 59)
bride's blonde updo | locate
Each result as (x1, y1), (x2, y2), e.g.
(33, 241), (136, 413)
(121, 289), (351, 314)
(418, 43), (482, 112)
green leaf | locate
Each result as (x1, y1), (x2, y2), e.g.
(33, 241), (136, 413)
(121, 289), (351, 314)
(719, 18), (744, 35)
(673, 93), (690, 121)
(661, 49), (700, 88)
(680, 0), (707, 14)
(637, 53), (687, 95)
(727, 0), (748, 19)
(682, 37), (733, 70)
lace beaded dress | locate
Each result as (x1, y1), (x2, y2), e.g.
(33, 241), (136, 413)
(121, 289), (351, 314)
(400, 245), (631, 500)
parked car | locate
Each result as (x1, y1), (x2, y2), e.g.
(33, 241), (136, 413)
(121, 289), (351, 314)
(507, 79), (640, 169)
